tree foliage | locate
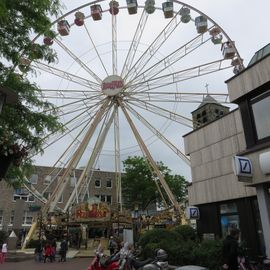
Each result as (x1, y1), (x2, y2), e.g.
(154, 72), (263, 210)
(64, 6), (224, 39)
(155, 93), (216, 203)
(121, 156), (188, 211)
(0, 0), (64, 186)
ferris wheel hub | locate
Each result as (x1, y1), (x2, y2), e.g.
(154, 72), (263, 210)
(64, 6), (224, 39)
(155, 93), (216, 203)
(101, 75), (124, 96)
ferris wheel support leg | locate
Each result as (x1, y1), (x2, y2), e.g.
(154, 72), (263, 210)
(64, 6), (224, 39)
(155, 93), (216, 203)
(44, 99), (111, 214)
(118, 98), (182, 216)
(21, 221), (37, 250)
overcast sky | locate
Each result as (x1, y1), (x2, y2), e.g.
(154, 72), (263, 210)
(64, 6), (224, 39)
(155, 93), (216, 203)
(32, 0), (270, 181)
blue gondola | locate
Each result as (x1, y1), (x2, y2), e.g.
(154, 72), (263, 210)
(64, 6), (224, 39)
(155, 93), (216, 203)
(195, 16), (208, 34)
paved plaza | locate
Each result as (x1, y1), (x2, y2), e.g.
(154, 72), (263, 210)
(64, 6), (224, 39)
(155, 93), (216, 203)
(0, 257), (92, 270)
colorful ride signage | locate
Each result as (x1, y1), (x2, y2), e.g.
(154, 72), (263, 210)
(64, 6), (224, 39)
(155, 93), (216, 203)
(101, 75), (124, 96)
(72, 202), (111, 222)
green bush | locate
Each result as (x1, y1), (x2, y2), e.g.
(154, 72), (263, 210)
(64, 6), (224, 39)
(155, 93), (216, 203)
(138, 225), (222, 270)
(26, 239), (44, 249)
(174, 225), (198, 241)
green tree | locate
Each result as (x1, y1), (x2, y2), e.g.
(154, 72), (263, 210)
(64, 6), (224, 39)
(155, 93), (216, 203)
(0, 0), (64, 186)
(121, 156), (188, 211)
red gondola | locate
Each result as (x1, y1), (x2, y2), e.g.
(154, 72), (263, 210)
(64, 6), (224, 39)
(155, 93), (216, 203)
(43, 37), (53, 46)
(91, 5), (102, 21)
(74, 11), (85, 26)
(109, 1), (119, 15)
(57, 20), (70, 36)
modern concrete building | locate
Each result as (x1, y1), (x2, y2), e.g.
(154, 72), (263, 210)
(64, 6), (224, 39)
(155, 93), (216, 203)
(184, 44), (270, 258)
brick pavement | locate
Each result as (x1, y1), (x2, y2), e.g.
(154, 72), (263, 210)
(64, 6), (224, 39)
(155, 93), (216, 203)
(0, 257), (92, 270)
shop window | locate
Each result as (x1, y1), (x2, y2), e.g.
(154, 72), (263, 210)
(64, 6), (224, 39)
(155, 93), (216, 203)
(202, 117), (207, 123)
(251, 90), (270, 140)
(70, 176), (77, 187)
(95, 179), (101, 188)
(23, 211), (33, 225)
(106, 179), (112, 188)
(107, 195), (112, 204)
(0, 210), (3, 226)
(44, 175), (52, 185)
(9, 210), (14, 226)
(30, 174), (38, 184)
(220, 202), (239, 237)
(13, 194), (35, 202)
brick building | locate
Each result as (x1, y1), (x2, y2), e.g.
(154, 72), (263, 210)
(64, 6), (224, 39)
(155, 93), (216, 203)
(0, 166), (118, 236)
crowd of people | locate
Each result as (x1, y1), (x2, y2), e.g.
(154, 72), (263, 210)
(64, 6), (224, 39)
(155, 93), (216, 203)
(35, 238), (68, 263)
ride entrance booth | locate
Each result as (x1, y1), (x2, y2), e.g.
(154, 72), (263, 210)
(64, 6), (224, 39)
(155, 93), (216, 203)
(69, 200), (111, 250)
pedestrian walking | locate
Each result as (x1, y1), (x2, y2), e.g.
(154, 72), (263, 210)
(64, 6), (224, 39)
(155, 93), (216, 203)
(0, 242), (8, 264)
(222, 228), (241, 270)
(59, 239), (68, 262)
(51, 239), (57, 261)
(44, 242), (53, 263)
(108, 236), (117, 255)
(34, 241), (43, 262)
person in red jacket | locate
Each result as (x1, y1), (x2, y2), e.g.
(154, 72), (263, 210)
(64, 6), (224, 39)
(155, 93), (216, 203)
(44, 243), (53, 263)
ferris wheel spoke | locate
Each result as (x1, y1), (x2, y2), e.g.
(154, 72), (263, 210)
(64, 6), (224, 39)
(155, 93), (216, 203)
(83, 24), (109, 76)
(118, 98), (179, 209)
(38, 98), (108, 157)
(129, 30), (213, 87)
(48, 126), (87, 177)
(112, 9), (118, 75)
(41, 88), (101, 96)
(45, 98), (113, 213)
(113, 105), (122, 210)
(72, 106), (117, 206)
(32, 61), (100, 90)
(124, 9), (182, 82)
(42, 95), (99, 114)
(120, 9), (148, 78)
(124, 102), (190, 165)
(41, 112), (96, 155)
(126, 96), (193, 128)
(130, 59), (232, 93)
(65, 105), (117, 211)
(55, 38), (102, 83)
(126, 91), (230, 104)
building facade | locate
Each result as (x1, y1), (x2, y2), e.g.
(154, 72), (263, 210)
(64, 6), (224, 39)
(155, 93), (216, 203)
(0, 166), (117, 236)
(184, 44), (270, 257)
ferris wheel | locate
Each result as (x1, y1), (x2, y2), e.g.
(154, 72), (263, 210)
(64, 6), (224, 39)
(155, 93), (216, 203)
(20, 0), (243, 215)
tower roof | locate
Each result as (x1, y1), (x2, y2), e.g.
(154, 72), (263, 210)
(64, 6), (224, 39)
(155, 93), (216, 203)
(198, 94), (219, 108)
